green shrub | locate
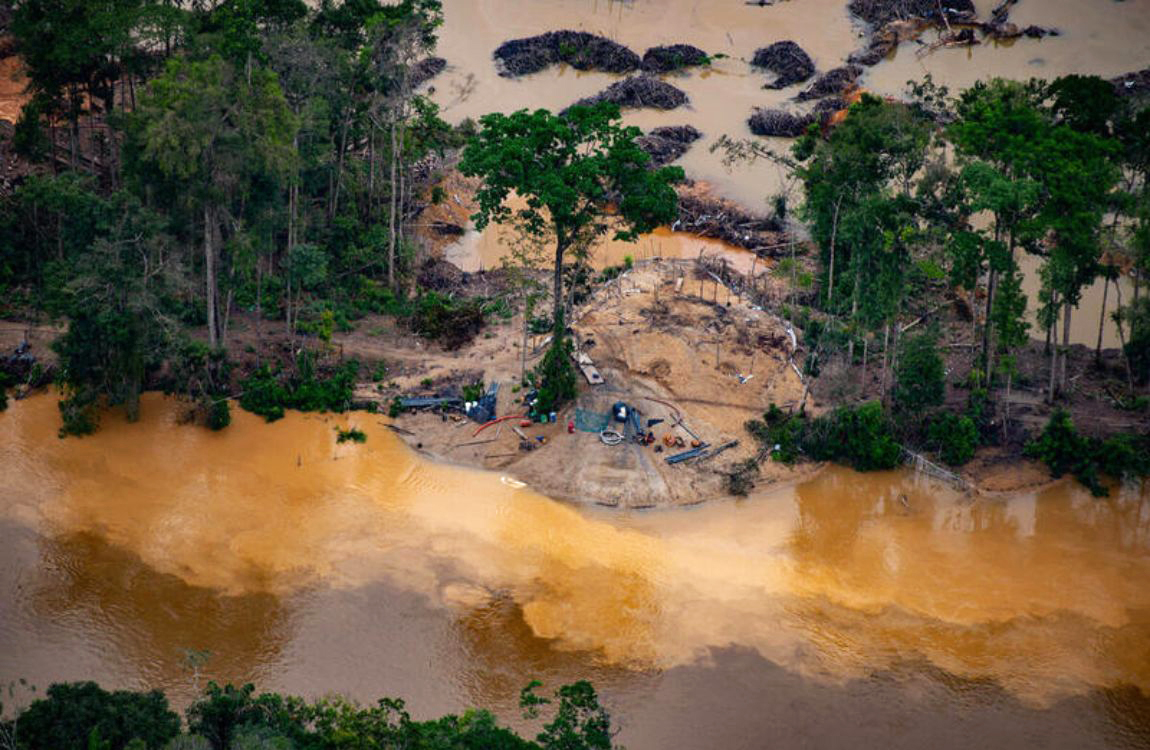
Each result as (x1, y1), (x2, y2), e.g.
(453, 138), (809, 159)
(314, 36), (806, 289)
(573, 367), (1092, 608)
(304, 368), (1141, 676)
(1024, 409), (1083, 479)
(744, 403), (805, 464)
(411, 292), (485, 350)
(238, 354), (357, 422)
(534, 335), (577, 414)
(206, 398), (231, 431)
(58, 389), (99, 437)
(1024, 410), (1150, 496)
(238, 366), (288, 422)
(462, 381), (485, 402)
(894, 331), (945, 413)
(928, 413), (978, 466)
(744, 402), (899, 471)
(802, 402), (900, 471)
(336, 427), (367, 444)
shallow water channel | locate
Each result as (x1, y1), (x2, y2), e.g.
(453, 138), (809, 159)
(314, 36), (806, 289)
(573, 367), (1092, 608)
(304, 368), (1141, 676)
(2, 394), (1149, 748)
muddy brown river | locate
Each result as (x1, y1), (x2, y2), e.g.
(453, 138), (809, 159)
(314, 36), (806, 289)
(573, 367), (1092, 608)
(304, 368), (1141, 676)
(2, 394), (1149, 748)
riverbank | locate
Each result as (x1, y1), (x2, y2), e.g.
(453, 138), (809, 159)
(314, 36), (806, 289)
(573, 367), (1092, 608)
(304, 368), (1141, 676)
(5, 248), (1133, 507)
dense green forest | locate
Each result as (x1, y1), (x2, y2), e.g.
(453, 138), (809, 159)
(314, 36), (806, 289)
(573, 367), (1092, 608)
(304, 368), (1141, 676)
(2, 0), (462, 432)
(0, 679), (616, 750)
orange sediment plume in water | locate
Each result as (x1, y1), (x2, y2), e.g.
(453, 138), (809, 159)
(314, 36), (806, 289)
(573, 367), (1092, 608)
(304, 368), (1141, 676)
(1, 393), (1149, 708)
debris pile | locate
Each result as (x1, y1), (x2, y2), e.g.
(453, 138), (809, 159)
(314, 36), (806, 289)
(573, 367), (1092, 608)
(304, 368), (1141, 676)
(797, 65), (862, 101)
(494, 31), (640, 77)
(812, 96), (848, 125)
(410, 57), (447, 88)
(636, 125), (702, 166)
(751, 41), (815, 90)
(849, 19), (927, 65)
(566, 75), (689, 112)
(848, 0), (975, 27)
(1112, 67), (1150, 98)
(748, 108), (813, 138)
(641, 44), (710, 73)
(674, 185), (786, 254)
(416, 257), (466, 291)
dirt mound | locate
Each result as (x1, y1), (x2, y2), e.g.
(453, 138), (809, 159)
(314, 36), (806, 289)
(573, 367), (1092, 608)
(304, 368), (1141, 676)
(751, 41), (815, 90)
(494, 30), (640, 77)
(636, 125), (702, 166)
(410, 56), (447, 88)
(674, 183), (785, 254)
(1112, 67), (1150, 98)
(641, 44), (710, 73)
(748, 108), (813, 137)
(566, 75), (688, 112)
(797, 65), (862, 101)
(417, 257), (465, 291)
(848, 0), (975, 27)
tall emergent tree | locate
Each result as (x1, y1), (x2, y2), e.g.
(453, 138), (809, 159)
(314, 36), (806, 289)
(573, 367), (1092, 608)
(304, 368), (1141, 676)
(128, 54), (297, 351)
(460, 102), (683, 335)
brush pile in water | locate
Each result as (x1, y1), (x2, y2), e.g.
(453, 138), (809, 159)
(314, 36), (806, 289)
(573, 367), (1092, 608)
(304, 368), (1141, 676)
(751, 41), (815, 90)
(494, 30), (640, 77)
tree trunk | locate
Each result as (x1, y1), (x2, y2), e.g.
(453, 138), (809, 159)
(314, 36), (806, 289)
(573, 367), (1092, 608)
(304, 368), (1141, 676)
(331, 114), (350, 220)
(848, 261), (860, 362)
(827, 195), (842, 307)
(1002, 370), (1012, 443)
(1095, 274), (1109, 364)
(204, 205), (219, 350)
(256, 257), (263, 366)
(388, 116), (399, 290)
(982, 268), (997, 379)
(1046, 289), (1059, 403)
(885, 322), (901, 406)
(879, 323), (891, 398)
(1059, 300), (1072, 393)
(553, 234), (568, 334)
(861, 337), (868, 392)
(521, 295), (530, 384)
(1113, 280), (1136, 393)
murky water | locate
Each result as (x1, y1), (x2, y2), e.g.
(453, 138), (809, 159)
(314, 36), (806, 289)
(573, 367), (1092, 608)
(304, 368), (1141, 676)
(2, 394), (1149, 747)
